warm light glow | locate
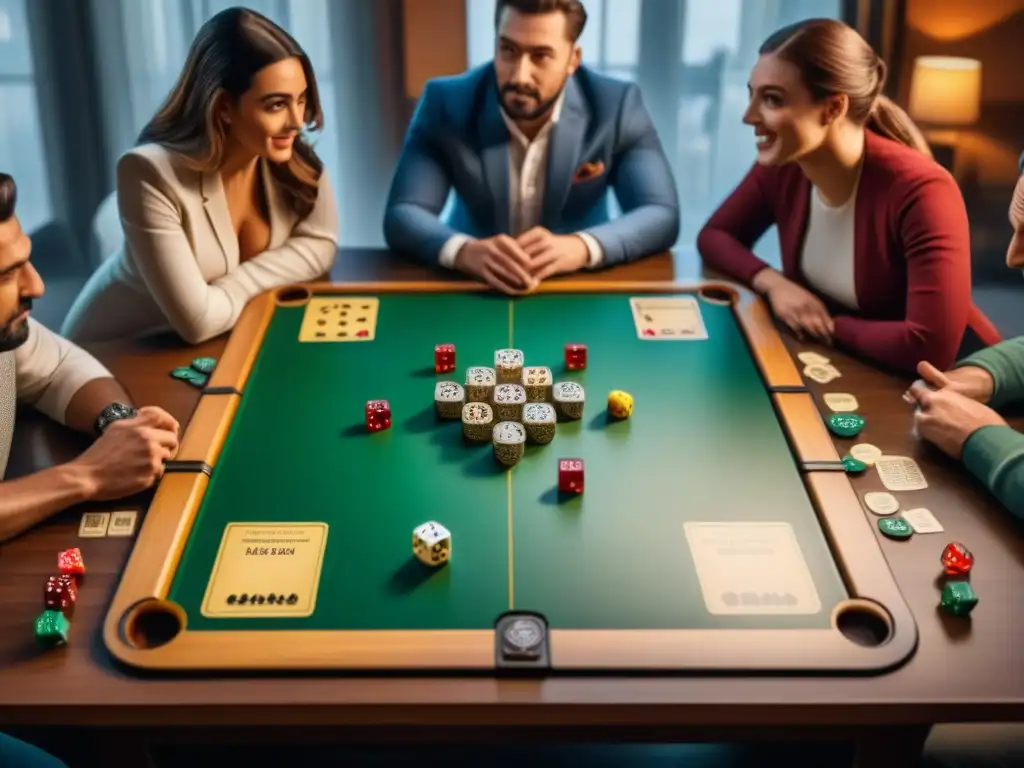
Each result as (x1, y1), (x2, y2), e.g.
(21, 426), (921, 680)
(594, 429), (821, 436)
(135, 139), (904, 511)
(908, 56), (982, 125)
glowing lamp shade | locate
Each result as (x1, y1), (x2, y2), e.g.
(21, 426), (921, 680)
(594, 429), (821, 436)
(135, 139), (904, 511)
(908, 56), (981, 125)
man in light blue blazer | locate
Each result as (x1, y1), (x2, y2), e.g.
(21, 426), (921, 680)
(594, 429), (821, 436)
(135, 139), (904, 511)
(383, 0), (679, 295)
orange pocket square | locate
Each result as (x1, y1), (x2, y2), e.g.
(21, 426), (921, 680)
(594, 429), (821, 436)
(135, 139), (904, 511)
(572, 160), (605, 183)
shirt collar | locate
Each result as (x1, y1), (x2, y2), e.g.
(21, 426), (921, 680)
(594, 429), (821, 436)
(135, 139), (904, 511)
(500, 87), (567, 147)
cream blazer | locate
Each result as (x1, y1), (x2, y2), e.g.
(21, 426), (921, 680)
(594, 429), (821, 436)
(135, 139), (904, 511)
(61, 143), (339, 344)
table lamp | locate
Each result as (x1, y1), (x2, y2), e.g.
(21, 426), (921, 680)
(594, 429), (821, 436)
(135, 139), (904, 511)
(908, 56), (981, 173)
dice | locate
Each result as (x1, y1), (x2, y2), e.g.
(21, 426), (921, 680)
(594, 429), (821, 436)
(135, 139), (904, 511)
(564, 343), (587, 370)
(941, 541), (974, 576)
(57, 547), (85, 578)
(44, 574), (78, 611)
(412, 521), (451, 567)
(434, 343), (455, 374)
(607, 389), (634, 419)
(365, 399), (391, 432)
(558, 458), (584, 494)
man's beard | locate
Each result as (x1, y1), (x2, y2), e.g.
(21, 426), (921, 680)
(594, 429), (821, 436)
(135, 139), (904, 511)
(499, 79), (566, 121)
(0, 299), (31, 352)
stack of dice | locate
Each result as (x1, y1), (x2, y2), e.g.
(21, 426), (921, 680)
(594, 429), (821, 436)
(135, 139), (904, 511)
(35, 547), (85, 648)
(938, 541), (977, 617)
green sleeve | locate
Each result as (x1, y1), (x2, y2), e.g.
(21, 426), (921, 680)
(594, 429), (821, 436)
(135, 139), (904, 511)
(954, 336), (1024, 410)
(961, 425), (1024, 521)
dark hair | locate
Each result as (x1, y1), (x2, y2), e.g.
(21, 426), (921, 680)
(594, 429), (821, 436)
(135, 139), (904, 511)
(494, 0), (588, 42)
(138, 7), (324, 217)
(0, 173), (15, 223)
(760, 18), (932, 158)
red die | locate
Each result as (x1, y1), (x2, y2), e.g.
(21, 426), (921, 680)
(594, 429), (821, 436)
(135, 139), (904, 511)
(44, 574), (78, 611)
(57, 548), (85, 578)
(558, 458), (584, 494)
(564, 343), (587, 370)
(941, 541), (974, 576)
(434, 343), (455, 374)
(365, 399), (391, 432)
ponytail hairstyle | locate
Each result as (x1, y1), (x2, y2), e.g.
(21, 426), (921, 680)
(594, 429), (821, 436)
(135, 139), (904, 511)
(759, 18), (933, 159)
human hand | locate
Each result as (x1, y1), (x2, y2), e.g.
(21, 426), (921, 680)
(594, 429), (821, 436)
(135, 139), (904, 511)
(454, 235), (538, 295)
(903, 360), (994, 405)
(516, 227), (590, 281)
(71, 406), (180, 501)
(754, 271), (834, 343)
(907, 381), (1008, 459)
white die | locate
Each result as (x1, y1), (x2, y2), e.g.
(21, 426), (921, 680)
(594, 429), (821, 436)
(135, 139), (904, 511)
(412, 521), (451, 567)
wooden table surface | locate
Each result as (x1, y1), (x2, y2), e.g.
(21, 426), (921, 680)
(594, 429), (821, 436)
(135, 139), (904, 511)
(1, 248), (1022, 749)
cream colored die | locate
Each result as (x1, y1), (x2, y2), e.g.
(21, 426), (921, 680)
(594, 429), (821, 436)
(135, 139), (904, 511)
(494, 348), (524, 383)
(552, 381), (585, 420)
(461, 401), (494, 441)
(521, 366), (553, 401)
(433, 380), (465, 419)
(492, 420), (527, 466)
(412, 521), (451, 567)
(492, 383), (526, 421)
(522, 401), (556, 444)
(465, 366), (496, 402)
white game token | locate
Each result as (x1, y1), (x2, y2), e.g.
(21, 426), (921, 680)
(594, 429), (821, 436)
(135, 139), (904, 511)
(849, 443), (882, 466)
(823, 392), (859, 412)
(804, 363), (841, 384)
(864, 492), (899, 515)
(798, 351), (831, 366)
(903, 508), (944, 534)
(875, 456), (928, 492)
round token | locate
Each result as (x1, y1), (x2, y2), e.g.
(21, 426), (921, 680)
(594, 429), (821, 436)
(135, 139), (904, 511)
(798, 351), (831, 366)
(842, 455), (867, 473)
(191, 356), (217, 374)
(503, 617), (544, 651)
(823, 392), (859, 412)
(849, 443), (882, 466)
(827, 413), (865, 437)
(878, 516), (914, 539)
(170, 366), (204, 382)
(864, 491), (899, 515)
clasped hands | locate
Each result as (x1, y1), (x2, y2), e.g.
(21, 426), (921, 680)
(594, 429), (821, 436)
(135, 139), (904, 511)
(454, 227), (590, 295)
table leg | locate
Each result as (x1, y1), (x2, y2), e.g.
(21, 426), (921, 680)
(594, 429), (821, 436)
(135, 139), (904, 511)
(855, 725), (932, 767)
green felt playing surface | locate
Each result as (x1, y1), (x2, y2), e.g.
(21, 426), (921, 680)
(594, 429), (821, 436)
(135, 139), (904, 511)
(166, 291), (848, 632)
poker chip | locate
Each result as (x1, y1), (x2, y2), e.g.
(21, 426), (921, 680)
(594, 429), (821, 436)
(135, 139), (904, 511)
(864, 491), (899, 515)
(878, 517), (914, 540)
(849, 443), (882, 466)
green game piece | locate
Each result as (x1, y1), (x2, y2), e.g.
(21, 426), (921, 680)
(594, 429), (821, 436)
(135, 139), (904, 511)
(191, 356), (217, 375)
(842, 455), (867, 473)
(827, 413), (865, 437)
(34, 609), (70, 648)
(940, 581), (978, 617)
(170, 367), (208, 388)
(878, 516), (913, 539)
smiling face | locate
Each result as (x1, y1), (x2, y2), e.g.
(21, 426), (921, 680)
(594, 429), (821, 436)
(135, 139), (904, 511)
(221, 57), (308, 164)
(494, 8), (581, 123)
(743, 52), (844, 166)
(0, 213), (43, 352)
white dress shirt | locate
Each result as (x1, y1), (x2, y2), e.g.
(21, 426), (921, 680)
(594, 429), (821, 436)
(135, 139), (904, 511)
(438, 90), (603, 269)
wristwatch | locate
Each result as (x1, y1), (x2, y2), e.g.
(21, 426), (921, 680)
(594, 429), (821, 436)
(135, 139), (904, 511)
(94, 401), (137, 436)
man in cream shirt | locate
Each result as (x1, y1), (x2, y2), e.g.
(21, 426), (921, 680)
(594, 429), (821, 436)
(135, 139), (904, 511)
(0, 173), (180, 544)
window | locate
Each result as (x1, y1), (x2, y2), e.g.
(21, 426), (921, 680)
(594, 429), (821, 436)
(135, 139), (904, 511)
(0, 0), (51, 233)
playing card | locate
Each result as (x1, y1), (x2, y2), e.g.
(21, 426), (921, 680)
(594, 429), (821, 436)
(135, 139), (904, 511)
(903, 507), (944, 533)
(629, 297), (708, 340)
(299, 297), (379, 342)
(875, 456), (928, 492)
(78, 512), (110, 538)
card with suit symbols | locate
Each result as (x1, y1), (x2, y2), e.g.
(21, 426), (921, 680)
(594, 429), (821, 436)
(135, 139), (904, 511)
(299, 297), (380, 342)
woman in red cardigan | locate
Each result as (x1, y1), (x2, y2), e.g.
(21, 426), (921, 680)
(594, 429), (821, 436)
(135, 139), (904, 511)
(696, 18), (1001, 375)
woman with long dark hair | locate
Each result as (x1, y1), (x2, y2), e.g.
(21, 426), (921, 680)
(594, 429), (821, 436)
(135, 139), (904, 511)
(63, 7), (339, 344)
(697, 18), (1000, 375)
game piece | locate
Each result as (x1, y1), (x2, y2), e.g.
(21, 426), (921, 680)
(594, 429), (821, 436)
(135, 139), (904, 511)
(841, 455), (867, 473)
(903, 508), (944, 534)
(494, 348), (524, 383)
(44, 574), (78, 612)
(804, 363), (841, 384)
(823, 392), (859, 412)
(849, 443), (881, 466)
(607, 390), (634, 419)
(78, 512), (109, 538)
(364, 399), (391, 432)
(552, 381), (585, 420)
(412, 521), (451, 567)
(875, 456), (928, 492)
(34, 609), (70, 648)
(434, 344), (455, 374)
(558, 458), (584, 494)
(878, 517), (913, 539)
(461, 402), (494, 442)
(522, 366), (553, 401)
(864, 491), (899, 515)
(434, 381), (465, 419)
(191, 356), (217, 374)
(106, 509), (138, 537)
(57, 547), (85, 578)
(522, 402), (557, 444)
(797, 351), (830, 366)
(940, 581), (978, 617)
(941, 541), (974, 575)
(465, 366), (496, 402)
(170, 366), (208, 388)
(493, 383), (526, 421)
(827, 413), (865, 437)
(564, 343), (587, 370)
(493, 421), (527, 466)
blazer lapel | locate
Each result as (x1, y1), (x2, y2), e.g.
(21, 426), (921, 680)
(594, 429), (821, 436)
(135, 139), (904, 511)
(478, 77), (511, 234)
(542, 76), (588, 228)
(200, 168), (239, 268)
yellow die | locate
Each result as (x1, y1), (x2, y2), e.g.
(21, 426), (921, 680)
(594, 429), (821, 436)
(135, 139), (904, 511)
(607, 390), (634, 419)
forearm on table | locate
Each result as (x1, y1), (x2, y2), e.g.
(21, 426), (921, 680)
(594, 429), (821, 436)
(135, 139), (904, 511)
(831, 316), (963, 375)
(962, 426), (1024, 521)
(580, 204), (679, 266)
(0, 463), (96, 543)
(956, 337), (1024, 408)
(62, 377), (134, 434)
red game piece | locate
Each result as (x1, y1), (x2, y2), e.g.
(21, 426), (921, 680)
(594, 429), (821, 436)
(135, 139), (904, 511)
(558, 458), (584, 494)
(44, 574), (78, 611)
(434, 343), (455, 374)
(941, 541), (974, 576)
(564, 343), (587, 370)
(57, 548), (85, 578)
(365, 399), (392, 432)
